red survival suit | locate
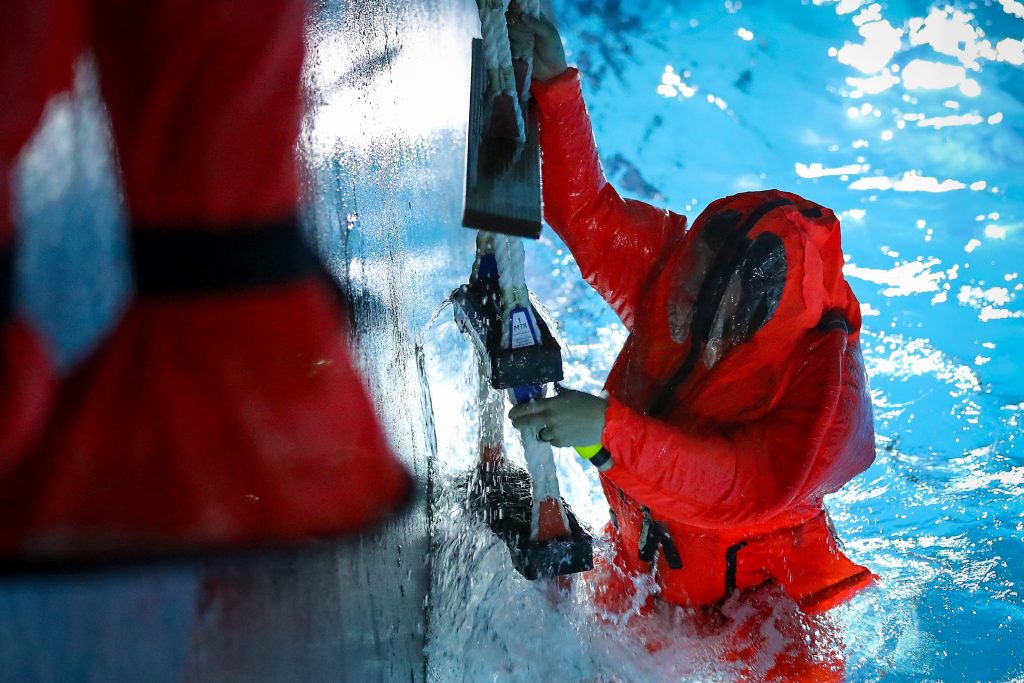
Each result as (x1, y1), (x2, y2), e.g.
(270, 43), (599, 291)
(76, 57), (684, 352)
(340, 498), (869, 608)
(0, 1), (411, 559)
(532, 69), (876, 613)
(0, 0), (75, 472)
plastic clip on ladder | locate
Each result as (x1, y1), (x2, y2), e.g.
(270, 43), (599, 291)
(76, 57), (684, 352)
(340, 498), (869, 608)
(452, 235), (592, 580)
(495, 236), (570, 542)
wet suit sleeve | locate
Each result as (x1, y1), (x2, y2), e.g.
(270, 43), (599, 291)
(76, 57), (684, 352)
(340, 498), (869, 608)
(531, 69), (688, 331)
(600, 329), (875, 528)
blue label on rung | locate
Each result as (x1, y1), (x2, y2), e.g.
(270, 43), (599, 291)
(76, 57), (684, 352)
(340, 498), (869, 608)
(508, 306), (541, 350)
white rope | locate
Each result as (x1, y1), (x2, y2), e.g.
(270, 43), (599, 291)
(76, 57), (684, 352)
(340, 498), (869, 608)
(477, 0), (517, 97)
(488, 234), (566, 532)
(476, 0), (525, 141)
(473, 2), (563, 537)
(521, 417), (562, 501)
(517, 0), (541, 16)
(494, 235), (534, 348)
(522, 416), (567, 540)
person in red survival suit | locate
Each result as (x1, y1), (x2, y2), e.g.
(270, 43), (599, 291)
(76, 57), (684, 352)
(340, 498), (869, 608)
(0, 0), (412, 560)
(506, 4), (876, 637)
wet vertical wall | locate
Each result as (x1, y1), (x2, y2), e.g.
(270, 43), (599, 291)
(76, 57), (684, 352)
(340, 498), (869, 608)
(0, 0), (478, 680)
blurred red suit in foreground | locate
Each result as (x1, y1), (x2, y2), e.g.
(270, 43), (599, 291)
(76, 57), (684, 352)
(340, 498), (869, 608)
(0, 0), (412, 560)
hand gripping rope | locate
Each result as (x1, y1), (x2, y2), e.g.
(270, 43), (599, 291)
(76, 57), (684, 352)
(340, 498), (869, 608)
(453, 1), (590, 579)
(452, 234), (592, 580)
(493, 234), (571, 542)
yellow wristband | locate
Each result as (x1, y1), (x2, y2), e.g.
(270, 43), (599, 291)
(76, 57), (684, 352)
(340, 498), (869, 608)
(574, 444), (603, 460)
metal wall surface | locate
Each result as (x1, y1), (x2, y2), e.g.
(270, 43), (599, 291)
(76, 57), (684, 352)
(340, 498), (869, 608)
(2, 1), (478, 680)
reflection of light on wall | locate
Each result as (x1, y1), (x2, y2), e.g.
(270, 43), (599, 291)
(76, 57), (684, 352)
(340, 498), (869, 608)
(308, 26), (469, 155)
(796, 162), (869, 178)
(737, 27), (754, 41)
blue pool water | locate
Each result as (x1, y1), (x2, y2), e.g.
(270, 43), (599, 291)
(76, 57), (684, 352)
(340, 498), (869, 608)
(428, 1), (1023, 681)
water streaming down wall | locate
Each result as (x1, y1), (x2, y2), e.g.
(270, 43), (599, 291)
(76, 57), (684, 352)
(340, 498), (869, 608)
(1, 1), (480, 680)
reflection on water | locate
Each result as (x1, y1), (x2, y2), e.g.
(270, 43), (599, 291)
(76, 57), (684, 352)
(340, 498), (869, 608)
(425, 0), (1022, 681)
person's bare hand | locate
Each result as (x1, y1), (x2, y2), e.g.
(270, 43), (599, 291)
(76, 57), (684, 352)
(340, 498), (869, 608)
(508, 386), (607, 447)
(506, 2), (569, 82)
